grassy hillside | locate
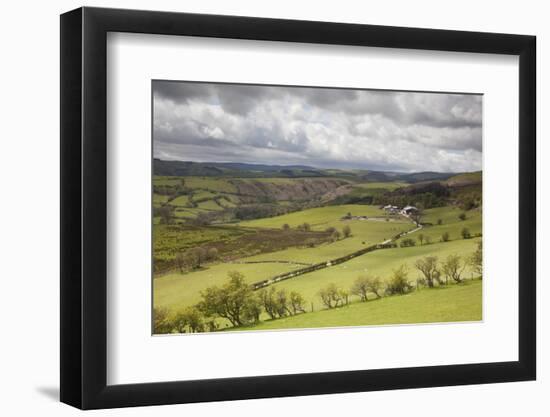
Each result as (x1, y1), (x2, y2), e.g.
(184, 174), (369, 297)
(154, 214), (416, 312)
(151, 162), (482, 334)
(232, 279), (482, 331)
(421, 206), (482, 242)
(263, 238), (480, 307)
(238, 204), (386, 229)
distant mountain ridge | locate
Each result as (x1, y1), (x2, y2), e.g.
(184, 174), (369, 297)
(153, 158), (467, 183)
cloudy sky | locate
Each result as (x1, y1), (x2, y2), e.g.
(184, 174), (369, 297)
(153, 81), (482, 173)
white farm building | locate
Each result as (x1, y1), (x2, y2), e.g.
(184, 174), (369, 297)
(400, 205), (419, 216)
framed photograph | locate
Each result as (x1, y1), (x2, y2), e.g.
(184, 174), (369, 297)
(60, 7), (536, 410)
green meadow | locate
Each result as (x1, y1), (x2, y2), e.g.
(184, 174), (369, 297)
(232, 279), (482, 331)
(152, 170), (483, 334)
(238, 204), (386, 229)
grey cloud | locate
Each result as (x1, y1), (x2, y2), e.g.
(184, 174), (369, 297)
(153, 81), (482, 173)
(153, 81), (212, 102)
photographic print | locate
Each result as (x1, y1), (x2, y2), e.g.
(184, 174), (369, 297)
(152, 81), (482, 335)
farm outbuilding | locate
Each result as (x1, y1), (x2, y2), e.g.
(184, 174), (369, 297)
(401, 205), (419, 215)
(383, 205), (399, 214)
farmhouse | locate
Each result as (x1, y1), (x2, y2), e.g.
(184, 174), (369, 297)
(401, 205), (419, 216)
(383, 205), (399, 214)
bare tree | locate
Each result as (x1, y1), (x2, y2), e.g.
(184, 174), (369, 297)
(258, 287), (278, 320)
(410, 209), (424, 226)
(175, 252), (186, 273)
(470, 240), (483, 278)
(366, 276), (383, 298)
(442, 254), (466, 284)
(318, 283), (346, 309)
(158, 206), (174, 224)
(275, 289), (290, 317)
(289, 291), (307, 314)
(415, 256), (440, 287)
(184, 247), (209, 268)
(351, 275), (382, 301)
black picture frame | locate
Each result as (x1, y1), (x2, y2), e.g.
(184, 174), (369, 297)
(60, 6), (536, 410)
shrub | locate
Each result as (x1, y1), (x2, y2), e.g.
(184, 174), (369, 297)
(385, 265), (412, 295)
(437, 218), (443, 225)
(153, 307), (172, 334)
(461, 227), (471, 239)
(173, 307), (205, 333)
(207, 247), (219, 261)
(305, 238), (317, 248)
(342, 225), (352, 238)
(157, 206), (174, 224)
(400, 238), (416, 247)
(458, 213), (467, 221)
(441, 231), (450, 242)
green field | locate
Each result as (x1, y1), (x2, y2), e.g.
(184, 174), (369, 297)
(170, 195), (191, 207)
(152, 170), (483, 334)
(353, 181), (408, 190)
(238, 204), (387, 229)
(155, 262), (303, 314)
(197, 199), (223, 211)
(263, 238), (480, 305)
(232, 279), (482, 331)
(420, 206), (482, 242)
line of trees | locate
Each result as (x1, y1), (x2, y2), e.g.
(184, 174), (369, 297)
(317, 245), (482, 309)
(175, 246), (219, 272)
(283, 223), (352, 241)
(414, 253), (480, 286)
(153, 271), (308, 334)
(154, 242), (483, 334)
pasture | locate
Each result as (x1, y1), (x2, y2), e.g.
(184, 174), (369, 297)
(152, 170), (483, 333)
(265, 238), (481, 306)
(420, 206), (482, 243)
(154, 262), (303, 315)
(238, 204), (388, 229)
(233, 279), (482, 331)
